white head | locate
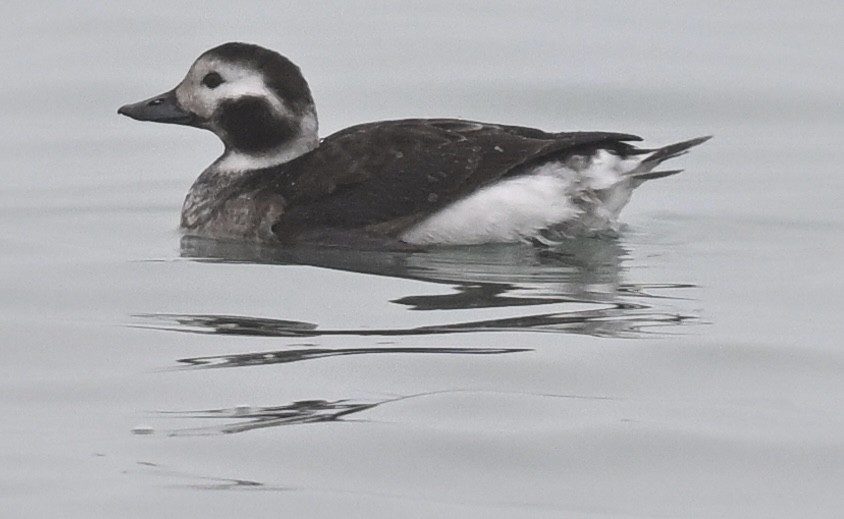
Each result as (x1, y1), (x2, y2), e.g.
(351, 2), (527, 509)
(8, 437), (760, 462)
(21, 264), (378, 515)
(119, 42), (319, 171)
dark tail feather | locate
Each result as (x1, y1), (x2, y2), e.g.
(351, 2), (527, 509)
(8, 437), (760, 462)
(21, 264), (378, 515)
(629, 135), (711, 179)
(634, 169), (683, 181)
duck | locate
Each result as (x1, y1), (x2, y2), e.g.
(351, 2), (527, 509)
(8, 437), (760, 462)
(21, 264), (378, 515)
(118, 42), (710, 247)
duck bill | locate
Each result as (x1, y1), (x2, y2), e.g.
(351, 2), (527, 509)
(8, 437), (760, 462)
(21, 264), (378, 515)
(117, 88), (195, 125)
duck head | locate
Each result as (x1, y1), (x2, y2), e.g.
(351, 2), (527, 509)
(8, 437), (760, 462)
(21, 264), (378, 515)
(118, 42), (319, 170)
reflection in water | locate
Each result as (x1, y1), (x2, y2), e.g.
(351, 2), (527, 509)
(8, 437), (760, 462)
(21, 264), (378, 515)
(131, 238), (697, 443)
(160, 399), (379, 436)
(134, 461), (285, 491)
(154, 390), (618, 436)
(137, 304), (689, 344)
(176, 345), (529, 369)
(179, 235), (631, 299)
(136, 236), (697, 343)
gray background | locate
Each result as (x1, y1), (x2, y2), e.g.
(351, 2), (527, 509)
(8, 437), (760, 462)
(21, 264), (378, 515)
(2, 1), (843, 518)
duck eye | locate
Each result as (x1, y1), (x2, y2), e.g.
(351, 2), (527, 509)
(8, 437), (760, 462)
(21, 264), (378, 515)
(201, 72), (224, 89)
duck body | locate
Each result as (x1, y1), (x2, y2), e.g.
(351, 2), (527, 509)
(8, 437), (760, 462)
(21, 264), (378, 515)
(119, 42), (709, 247)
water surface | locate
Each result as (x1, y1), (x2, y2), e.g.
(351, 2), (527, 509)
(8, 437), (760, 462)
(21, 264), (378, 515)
(2, 2), (844, 518)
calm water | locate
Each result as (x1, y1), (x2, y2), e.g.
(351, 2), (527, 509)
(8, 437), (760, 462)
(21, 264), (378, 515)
(3, 2), (844, 518)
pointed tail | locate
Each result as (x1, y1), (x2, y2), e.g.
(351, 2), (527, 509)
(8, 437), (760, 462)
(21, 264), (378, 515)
(628, 135), (712, 182)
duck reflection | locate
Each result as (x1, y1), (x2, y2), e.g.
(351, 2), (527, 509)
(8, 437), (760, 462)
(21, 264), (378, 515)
(137, 238), (696, 438)
(161, 399), (380, 436)
(155, 390), (619, 437)
(159, 235), (695, 341)
(178, 234), (631, 305)
(176, 345), (529, 369)
(134, 236), (695, 369)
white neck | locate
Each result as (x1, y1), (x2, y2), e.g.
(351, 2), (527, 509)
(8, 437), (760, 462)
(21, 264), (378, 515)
(214, 137), (317, 172)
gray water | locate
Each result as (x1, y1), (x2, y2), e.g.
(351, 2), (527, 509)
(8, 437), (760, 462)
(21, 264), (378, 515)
(3, 2), (844, 518)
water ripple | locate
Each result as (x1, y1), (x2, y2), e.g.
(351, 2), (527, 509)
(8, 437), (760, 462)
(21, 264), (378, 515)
(130, 236), (699, 342)
(134, 305), (692, 341)
(175, 345), (529, 369)
(159, 399), (379, 436)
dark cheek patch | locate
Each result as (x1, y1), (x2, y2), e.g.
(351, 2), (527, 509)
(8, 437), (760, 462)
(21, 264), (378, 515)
(216, 97), (298, 153)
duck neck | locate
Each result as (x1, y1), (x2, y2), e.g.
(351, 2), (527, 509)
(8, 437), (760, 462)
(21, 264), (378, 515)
(214, 108), (319, 173)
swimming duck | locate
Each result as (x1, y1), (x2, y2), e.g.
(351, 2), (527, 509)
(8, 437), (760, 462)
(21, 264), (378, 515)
(118, 42), (709, 247)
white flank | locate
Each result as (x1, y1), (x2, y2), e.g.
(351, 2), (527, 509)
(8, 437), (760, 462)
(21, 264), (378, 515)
(401, 150), (645, 245)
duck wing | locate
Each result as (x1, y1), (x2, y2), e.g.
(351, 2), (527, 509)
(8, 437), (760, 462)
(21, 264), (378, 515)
(262, 118), (642, 238)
